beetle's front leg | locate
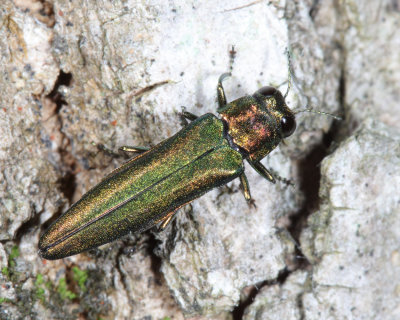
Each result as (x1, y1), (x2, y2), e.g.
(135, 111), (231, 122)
(217, 46), (237, 109)
(247, 160), (276, 184)
(248, 160), (294, 187)
(217, 73), (231, 110)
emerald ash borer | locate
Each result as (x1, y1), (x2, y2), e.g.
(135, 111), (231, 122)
(39, 73), (315, 260)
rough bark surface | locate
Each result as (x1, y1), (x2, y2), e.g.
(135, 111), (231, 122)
(0, 0), (398, 319)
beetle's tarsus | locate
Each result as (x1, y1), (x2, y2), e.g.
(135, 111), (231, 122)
(247, 198), (257, 209)
(269, 168), (295, 188)
(279, 176), (295, 188)
(94, 143), (122, 158)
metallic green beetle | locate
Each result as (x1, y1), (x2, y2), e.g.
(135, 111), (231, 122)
(39, 73), (297, 260)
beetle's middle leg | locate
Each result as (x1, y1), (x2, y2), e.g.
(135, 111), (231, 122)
(239, 173), (257, 207)
(239, 173), (251, 201)
(181, 110), (198, 121)
(116, 145), (150, 158)
(95, 143), (150, 158)
(118, 146), (150, 154)
(180, 107), (199, 126)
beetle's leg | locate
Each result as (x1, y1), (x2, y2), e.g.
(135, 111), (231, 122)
(156, 201), (191, 230)
(156, 210), (177, 230)
(95, 143), (149, 158)
(248, 160), (294, 187)
(217, 73), (231, 109)
(118, 146), (150, 154)
(181, 111), (198, 121)
(239, 172), (251, 201)
(180, 107), (198, 126)
(247, 160), (276, 184)
(117, 146), (150, 158)
(94, 143), (122, 157)
(239, 172), (257, 207)
(216, 46), (236, 110)
(269, 168), (295, 187)
(278, 176), (294, 187)
(160, 213), (174, 229)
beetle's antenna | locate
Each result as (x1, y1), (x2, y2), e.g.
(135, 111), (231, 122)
(285, 49), (342, 121)
(284, 48), (292, 99)
(295, 108), (342, 120)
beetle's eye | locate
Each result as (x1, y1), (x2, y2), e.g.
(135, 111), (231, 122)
(255, 86), (276, 97)
(281, 115), (296, 138)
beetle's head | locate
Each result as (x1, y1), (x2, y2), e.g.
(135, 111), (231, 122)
(218, 86), (296, 161)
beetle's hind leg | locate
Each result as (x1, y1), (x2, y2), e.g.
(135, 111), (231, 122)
(156, 209), (178, 230)
(160, 212), (175, 230)
(156, 202), (191, 230)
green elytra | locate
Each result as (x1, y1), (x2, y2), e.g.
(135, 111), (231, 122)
(39, 74), (297, 260)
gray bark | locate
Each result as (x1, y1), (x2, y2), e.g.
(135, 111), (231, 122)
(0, 0), (399, 319)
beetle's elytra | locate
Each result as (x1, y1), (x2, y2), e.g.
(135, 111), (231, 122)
(39, 73), (297, 260)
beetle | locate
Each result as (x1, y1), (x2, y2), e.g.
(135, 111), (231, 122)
(38, 73), (299, 260)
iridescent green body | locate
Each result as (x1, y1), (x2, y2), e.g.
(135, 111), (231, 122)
(39, 74), (297, 260)
(39, 114), (243, 259)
